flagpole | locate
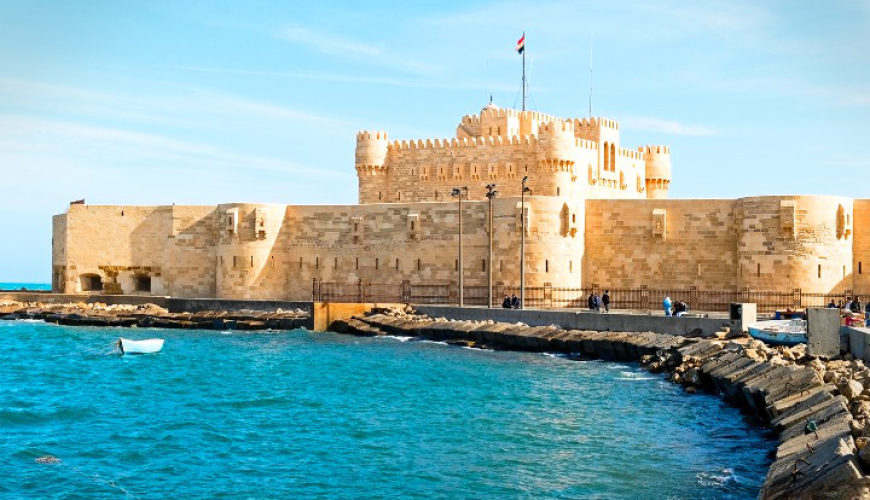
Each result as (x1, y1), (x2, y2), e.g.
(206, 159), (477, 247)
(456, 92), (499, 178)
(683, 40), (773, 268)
(522, 32), (526, 112)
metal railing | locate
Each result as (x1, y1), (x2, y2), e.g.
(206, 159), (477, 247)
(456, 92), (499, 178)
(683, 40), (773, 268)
(311, 279), (857, 313)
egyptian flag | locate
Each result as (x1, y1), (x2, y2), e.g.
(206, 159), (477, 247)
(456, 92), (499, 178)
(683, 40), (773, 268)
(516, 34), (525, 54)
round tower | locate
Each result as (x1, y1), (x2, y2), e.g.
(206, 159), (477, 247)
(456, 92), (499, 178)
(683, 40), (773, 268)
(536, 121), (576, 197)
(355, 130), (390, 204)
(642, 145), (671, 199)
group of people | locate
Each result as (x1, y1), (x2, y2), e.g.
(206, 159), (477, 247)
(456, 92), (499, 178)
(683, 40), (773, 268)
(827, 296), (870, 327)
(662, 296), (690, 317)
(501, 293), (521, 309)
(587, 291), (611, 313)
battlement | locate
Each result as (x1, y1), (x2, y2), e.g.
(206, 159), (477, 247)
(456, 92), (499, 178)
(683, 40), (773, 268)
(570, 117), (619, 130)
(539, 120), (575, 134)
(460, 108), (563, 124)
(617, 147), (643, 160)
(639, 145), (670, 155)
(385, 134), (600, 152)
(357, 130), (389, 141)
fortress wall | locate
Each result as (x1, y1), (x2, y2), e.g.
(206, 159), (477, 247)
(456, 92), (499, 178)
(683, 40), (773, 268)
(384, 141), (539, 202)
(584, 199), (739, 290)
(57, 205), (173, 294)
(213, 197), (583, 301)
(852, 199), (870, 295)
(162, 206), (218, 298)
(54, 205), (218, 296)
(376, 140), (640, 205)
(51, 214), (67, 291)
(737, 196), (854, 293)
(215, 203), (286, 300)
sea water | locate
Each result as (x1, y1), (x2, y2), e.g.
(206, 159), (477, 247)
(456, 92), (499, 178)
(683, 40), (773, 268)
(0, 282), (50, 291)
(0, 320), (774, 499)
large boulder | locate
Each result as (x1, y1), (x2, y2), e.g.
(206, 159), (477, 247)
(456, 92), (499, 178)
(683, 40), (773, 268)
(839, 378), (865, 401)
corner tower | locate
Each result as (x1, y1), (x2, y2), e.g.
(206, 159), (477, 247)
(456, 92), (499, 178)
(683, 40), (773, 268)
(642, 145), (671, 199)
(356, 130), (390, 204)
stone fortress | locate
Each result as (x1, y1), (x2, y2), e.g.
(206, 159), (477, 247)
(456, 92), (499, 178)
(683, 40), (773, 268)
(52, 101), (870, 302)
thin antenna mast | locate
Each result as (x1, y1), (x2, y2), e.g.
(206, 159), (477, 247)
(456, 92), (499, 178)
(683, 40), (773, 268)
(589, 34), (593, 118)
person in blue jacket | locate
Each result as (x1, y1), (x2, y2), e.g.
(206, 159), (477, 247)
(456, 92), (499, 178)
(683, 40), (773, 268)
(663, 296), (673, 316)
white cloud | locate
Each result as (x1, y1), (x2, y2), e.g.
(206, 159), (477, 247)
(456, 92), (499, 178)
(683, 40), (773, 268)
(278, 26), (382, 59)
(0, 115), (351, 180)
(275, 25), (440, 76)
(0, 77), (346, 129)
(619, 115), (715, 136)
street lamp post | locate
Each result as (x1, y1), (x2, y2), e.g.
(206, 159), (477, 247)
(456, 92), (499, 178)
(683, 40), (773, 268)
(486, 184), (498, 308)
(520, 176), (531, 309)
(451, 187), (468, 307)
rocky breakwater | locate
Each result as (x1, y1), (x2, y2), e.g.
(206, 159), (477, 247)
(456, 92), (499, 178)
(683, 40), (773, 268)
(0, 301), (309, 331)
(332, 308), (870, 500)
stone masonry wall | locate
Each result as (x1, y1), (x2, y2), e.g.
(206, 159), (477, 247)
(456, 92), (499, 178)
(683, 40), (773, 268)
(584, 199), (739, 289)
(54, 197), (584, 301)
(853, 199), (870, 296)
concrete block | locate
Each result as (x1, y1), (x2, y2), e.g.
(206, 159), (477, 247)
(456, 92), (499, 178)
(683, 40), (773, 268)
(808, 308), (841, 358)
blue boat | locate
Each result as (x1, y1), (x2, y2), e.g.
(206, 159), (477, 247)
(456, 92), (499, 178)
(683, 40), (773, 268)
(747, 319), (807, 346)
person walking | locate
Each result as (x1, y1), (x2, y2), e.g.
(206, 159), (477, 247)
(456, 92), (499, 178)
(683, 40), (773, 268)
(592, 293), (601, 313)
(602, 290), (611, 313)
(587, 293), (595, 311)
(663, 296), (673, 316)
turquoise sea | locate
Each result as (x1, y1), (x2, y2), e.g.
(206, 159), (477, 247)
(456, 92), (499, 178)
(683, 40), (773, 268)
(0, 320), (774, 499)
(0, 282), (51, 291)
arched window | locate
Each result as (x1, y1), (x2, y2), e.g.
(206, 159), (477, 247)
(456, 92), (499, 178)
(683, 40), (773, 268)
(818, 265), (822, 279)
(79, 273), (102, 292)
(610, 143), (616, 172)
(603, 142), (610, 172)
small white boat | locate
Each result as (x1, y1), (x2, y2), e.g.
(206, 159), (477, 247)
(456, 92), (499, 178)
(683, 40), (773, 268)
(118, 337), (164, 355)
(748, 319), (807, 346)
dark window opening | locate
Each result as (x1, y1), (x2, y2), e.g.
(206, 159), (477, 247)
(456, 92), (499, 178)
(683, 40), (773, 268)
(482, 259), (486, 272)
(395, 258), (399, 270)
(316, 257), (320, 269)
(545, 260), (549, 273)
(334, 257), (338, 269)
(417, 258), (421, 271)
(250, 256), (254, 268)
(134, 276), (151, 293)
(80, 274), (102, 292)
(376, 258), (379, 270)
(356, 258), (359, 270)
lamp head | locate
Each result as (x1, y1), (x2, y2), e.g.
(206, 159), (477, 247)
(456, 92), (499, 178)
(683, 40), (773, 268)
(522, 175), (529, 185)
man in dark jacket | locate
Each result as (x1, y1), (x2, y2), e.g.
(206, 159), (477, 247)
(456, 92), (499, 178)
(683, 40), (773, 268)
(588, 293), (595, 310)
(602, 291), (611, 313)
(510, 294), (520, 309)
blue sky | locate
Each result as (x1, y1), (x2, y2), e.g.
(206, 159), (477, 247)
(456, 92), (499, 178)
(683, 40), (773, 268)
(1, 0), (868, 283)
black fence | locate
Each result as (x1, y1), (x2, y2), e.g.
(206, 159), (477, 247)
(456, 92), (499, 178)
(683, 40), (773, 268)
(311, 279), (857, 313)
